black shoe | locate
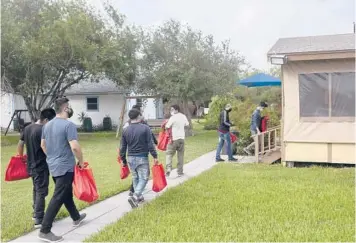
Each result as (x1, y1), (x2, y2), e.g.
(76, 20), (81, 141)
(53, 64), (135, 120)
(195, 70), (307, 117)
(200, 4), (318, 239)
(128, 196), (138, 208)
(216, 158), (225, 162)
(128, 191), (134, 197)
(73, 213), (86, 227)
(165, 171), (170, 177)
(38, 232), (63, 242)
(229, 157), (238, 162)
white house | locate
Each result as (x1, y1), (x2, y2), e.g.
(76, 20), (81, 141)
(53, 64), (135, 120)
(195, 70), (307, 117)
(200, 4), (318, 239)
(0, 79), (164, 130)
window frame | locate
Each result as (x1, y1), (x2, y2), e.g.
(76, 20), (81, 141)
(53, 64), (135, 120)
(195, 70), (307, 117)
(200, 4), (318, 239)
(86, 96), (99, 111)
(299, 72), (355, 123)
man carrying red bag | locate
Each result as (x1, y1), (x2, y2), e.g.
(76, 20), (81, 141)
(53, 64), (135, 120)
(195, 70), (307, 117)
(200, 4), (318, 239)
(120, 109), (159, 208)
(17, 108), (56, 229)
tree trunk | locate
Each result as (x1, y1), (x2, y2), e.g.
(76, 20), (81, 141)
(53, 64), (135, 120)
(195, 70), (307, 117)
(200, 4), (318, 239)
(182, 99), (193, 137)
(116, 98), (127, 138)
(23, 96), (39, 122)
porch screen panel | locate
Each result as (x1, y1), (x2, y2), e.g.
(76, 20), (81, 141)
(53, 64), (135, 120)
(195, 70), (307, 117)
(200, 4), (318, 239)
(299, 73), (329, 117)
(331, 72), (355, 117)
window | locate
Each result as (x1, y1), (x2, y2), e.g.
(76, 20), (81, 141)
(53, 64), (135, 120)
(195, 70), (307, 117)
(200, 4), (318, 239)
(87, 97), (98, 111)
(298, 72), (355, 121)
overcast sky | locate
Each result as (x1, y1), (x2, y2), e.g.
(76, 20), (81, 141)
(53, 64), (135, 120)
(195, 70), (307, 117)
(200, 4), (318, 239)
(91, 0), (355, 70)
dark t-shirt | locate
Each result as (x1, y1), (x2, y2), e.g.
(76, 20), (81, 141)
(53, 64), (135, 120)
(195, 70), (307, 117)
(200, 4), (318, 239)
(20, 123), (48, 175)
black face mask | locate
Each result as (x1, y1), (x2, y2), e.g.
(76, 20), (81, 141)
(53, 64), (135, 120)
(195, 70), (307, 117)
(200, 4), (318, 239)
(67, 108), (74, 118)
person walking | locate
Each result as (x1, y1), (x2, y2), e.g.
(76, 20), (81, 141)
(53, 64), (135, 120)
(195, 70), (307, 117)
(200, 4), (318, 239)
(120, 109), (158, 208)
(165, 105), (189, 177)
(17, 108), (56, 228)
(243, 101), (268, 155)
(122, 104), (158, 197)
(215, 104), (237, 162)
(38, 97), (86, 242)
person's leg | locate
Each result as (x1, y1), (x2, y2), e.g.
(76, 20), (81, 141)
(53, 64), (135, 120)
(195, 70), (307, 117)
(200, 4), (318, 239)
(62, 172), (81, 222)
(32, 176), (36, 220)
(215, 132), (225, 160)
(244, 131), (256, 155)
(224, 133), (236, 161)
(128, 157), (138, 193)
(33, 170), (49, 225)
(40, 175), (68, 234)
(165, 142), (176, 175)
(176, 139), (185, 175)
(129, 183), (134, 194)
(134, 159), (150, 198)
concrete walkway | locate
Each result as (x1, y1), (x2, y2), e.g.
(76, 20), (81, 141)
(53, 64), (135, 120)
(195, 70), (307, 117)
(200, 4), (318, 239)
(10, 152), (255, 243)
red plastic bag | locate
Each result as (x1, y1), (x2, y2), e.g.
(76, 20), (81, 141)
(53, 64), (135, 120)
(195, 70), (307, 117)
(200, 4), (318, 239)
(157, 131), (170, 151)
(5, 155), (30, 181)
(230, 133), (238, 143)
(120, 164), (130, 179)
(152, 164), (167, 192)
(73, 162), (99, 203)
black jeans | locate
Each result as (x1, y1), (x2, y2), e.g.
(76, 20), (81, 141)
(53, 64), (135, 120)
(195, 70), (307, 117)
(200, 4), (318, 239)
(130, 183), (134, 193)
(32, 169), (49, 220)
(40, 172), (80, 233)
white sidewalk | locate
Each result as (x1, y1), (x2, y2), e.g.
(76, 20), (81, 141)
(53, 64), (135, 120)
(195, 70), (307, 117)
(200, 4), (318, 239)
(10, 152), (255, 243)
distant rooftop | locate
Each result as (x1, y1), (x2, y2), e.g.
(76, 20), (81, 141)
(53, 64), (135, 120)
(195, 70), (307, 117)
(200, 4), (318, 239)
(268, 33), (355, 55)
(65, 78), (124, 95)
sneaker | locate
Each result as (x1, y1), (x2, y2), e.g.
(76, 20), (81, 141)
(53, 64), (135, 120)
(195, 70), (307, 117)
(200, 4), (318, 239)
(165, 171), (170, 177)
(34, 218), (42, 229)
(177, 173), (184, 177)
(38, 231), (63, 243)
(128, 196), (138, 209)
(229, 157), (238, 162)
(73, 213), (86, 227)
(216, 158), (225, 162)
(128, 191), (134, 197)
(137, 196), (145, 204)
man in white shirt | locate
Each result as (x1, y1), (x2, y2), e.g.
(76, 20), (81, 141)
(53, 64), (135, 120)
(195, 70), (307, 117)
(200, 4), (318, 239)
(165, 105), (189, 177)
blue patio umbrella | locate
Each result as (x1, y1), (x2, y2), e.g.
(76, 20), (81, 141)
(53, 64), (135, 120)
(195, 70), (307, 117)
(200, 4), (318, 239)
(238, 73), (281, 87)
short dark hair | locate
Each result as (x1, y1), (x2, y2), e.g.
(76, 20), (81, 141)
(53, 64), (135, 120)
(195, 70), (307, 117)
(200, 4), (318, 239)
(40, 108), (56, 121)
(54, 97), (69, 113)
(171, 104), (180, 112)
(260, 101), (268, 108)
(128, 109), (140, 120)
(132, 105), (141, 110)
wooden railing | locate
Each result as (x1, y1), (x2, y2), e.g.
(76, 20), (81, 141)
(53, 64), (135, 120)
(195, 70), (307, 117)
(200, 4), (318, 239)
(252, 126), (281, 162)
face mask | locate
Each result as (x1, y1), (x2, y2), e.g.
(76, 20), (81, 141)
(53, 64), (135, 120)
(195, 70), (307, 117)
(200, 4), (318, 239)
(66, 107), (74, 118)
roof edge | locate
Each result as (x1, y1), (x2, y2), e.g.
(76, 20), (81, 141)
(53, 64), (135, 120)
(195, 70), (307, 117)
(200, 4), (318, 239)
(267, 49), (356, 57)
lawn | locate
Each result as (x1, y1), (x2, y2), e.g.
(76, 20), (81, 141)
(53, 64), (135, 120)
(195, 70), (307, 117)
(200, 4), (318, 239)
(1, 125), (217, 241)
(87, 163), (355, 242)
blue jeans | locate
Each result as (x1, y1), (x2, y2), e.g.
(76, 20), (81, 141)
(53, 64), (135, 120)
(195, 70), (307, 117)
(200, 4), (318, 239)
(127, 156), (150, 197)
(216, 132), (233, 160)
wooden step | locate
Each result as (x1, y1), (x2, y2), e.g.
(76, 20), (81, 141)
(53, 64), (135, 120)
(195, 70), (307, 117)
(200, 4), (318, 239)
(260, 150), (281, 164)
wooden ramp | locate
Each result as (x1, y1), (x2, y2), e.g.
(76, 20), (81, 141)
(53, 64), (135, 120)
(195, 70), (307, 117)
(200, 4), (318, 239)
(260, 149), (281, 164)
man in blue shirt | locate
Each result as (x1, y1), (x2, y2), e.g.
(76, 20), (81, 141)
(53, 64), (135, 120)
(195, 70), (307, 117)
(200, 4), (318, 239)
(39, 97), (86, 242)
(244, 101), (268, 155)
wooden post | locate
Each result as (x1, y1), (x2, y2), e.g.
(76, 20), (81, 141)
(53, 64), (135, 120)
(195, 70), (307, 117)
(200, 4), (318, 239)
(116, 98), (127, 138)
(268, 131), (271, 151)
(254, 134), (259, 163)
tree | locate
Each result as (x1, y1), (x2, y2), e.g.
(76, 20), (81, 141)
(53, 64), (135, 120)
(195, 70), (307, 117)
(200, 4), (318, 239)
(139, 20), (245, 134)
(1, 0), (137, 121)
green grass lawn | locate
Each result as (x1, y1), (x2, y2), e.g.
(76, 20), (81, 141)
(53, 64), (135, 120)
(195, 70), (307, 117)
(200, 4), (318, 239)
(87, 163), (355, 242)
(1, 127), (217, 241)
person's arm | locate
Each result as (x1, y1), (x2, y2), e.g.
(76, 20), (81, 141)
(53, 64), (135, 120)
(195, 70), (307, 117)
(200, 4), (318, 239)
(17, 131), (25, 156)
(66, 123), (84, 167)
(41, 126), (47, 155)
(223, 111), (232, 127)
(165, 116), (174, 129)
(184, 115), (190, 127)
(119, 131), (128, 166)
(146, 127), (158, 164)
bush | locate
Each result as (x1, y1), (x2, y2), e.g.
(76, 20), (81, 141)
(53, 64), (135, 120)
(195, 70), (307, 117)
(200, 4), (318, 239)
(205, 94), (281, 153)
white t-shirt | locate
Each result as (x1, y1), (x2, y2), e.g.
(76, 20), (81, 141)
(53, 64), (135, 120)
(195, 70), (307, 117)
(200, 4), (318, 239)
(165, 113), (189, 140)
